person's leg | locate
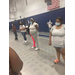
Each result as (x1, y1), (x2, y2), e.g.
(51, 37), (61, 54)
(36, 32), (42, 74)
(28, 28), (29, 34)
(21, 32), (24, 40)
(55, 48), (60, 61)
(21, 32), (23, 36)
(21, 32), (25, 42)
(61, 48), (65, 62)
(13, 32), (17, 39)
(23, 32), (27, 40)
(36, 35), (39, 48)
(31, 35), (36, 47)
(15, 31), (18, 39)
(34, 32), (39, 50)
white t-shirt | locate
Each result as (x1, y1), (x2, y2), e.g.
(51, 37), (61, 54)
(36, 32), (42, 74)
(26, 25), (29, 28)
(20, 25), (26, 32)
(29, 22), (39, 32)
(50, 24), (65, 48)
(47, 22), (52, 28)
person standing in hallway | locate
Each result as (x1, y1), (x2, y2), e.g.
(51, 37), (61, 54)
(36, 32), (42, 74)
(25, 22), (30, 35)
(19, 22), (27, 43)
(12, 23), (18, 40)
(49, 17), (65, 64)
(47, 20), (53, 32)
(29, 18), (39, 50)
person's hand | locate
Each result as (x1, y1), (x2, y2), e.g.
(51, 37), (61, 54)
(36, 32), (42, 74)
(49, 42), (51, 46)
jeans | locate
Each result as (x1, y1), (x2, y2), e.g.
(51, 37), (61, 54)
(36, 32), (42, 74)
(21, 32), (27, 40)
(13, 31), (18, 39)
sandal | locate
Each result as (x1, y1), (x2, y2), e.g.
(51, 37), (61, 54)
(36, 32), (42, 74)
(54, 59), (60, 64)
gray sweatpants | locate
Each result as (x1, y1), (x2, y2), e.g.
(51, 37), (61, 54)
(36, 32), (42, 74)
(30, 31), (39, 48)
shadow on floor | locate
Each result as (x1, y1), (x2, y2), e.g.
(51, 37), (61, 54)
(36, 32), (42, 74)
(24, 42), (31, 45)
(38, 49), (65, 75)
(51, 63), (65, 75)
(29, 47), (36, 51)
(38, 49), (56, 61)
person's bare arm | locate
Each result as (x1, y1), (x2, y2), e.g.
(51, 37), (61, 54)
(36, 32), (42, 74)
(35, 25), (39, 30)
(20, 28), (25, 30)
(9, 47), (23, 72)
(49, 32), (52, 45)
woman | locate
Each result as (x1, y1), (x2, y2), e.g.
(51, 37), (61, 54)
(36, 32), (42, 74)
(25, 22), (30, 35)
(19, 22), (27, 43)
(49, 17), (65, 64)
(9, 47), (23, 75)
(12, 23), (18, 40)
(29, 18), (39, 50)
(47, 20), (53, 32)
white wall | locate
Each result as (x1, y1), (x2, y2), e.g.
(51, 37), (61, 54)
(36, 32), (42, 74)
(9, 0), (47, 20)
(60, 0), (65, 8)
(9, 0), (17, 21)
(9, 0), (65, 22)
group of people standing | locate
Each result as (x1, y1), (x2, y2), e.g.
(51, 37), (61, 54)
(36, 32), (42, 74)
(10, 17), (65, 75)
(12, 18), (39, 50)
(12, 17), (65, 65)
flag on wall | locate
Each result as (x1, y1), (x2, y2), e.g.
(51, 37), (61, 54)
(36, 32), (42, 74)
(47, 0), (60, 10)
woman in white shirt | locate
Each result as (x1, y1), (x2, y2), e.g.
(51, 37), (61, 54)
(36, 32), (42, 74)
(29, 18), (39, 50)
(47, 20), (53, 32)
(49, 17), (65, 64)
(19, 22), (27, 43)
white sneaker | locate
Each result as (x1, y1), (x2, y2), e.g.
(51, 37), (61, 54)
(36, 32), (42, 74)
(32, 47), (35, 49)
(35, 48), (39, 50)
(25, 41), (27, 43)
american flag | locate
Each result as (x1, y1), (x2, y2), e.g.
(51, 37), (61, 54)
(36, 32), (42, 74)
(47, 0), (60, 10)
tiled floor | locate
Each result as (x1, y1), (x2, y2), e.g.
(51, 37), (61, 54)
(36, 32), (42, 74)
(9, 31), (65, 75)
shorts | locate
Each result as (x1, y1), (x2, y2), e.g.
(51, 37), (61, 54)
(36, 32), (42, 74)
(54, 46), (65, 49)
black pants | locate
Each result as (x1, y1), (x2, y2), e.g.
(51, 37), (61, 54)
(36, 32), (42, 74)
(13, 31), (18, 39)
(26, 28), (30, 34)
